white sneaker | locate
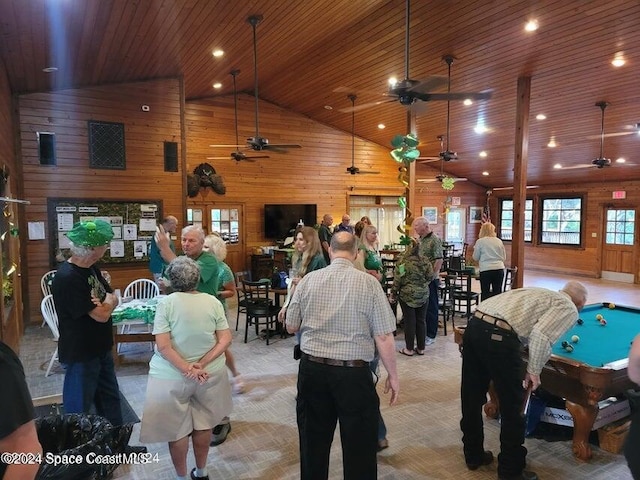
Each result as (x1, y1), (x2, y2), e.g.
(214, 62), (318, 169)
(425, 337), (436, 346)
(232, 375), (246, 394)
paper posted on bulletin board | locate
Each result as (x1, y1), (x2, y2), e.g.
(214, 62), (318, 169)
(47, 199), (163, 266)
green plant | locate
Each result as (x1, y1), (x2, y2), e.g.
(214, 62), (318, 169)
(2, 277), (13, 301)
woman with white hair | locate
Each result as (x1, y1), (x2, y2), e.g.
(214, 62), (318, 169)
(203, 233), (244, 394)
(140, 256), (232, 480)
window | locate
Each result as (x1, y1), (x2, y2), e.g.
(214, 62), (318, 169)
(210, 208), (239, 244)
(500, 199), (533, 241)
(540, 197), (582, 245)
(445, 207), (465, 243)
(349, 196), (404, 248)
(606, 209), (635, 245)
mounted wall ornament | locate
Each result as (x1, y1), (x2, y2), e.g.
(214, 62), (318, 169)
(187, 162), (226, 197)
(389, 134), (421, 245)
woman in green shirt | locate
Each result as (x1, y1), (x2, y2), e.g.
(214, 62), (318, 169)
(357, 224), (384, 284)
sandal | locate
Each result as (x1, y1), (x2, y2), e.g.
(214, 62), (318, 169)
(398, 348), (414, 357)
(414, 349), (425, 356)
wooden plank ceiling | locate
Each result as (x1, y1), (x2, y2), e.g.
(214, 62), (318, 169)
(1, 0), (639, 189)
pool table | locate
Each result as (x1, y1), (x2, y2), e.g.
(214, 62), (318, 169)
(454, 302), (639, 461)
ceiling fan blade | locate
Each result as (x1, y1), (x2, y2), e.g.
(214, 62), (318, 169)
(338, 98), (394, 113)
(266, 143), (302, 148)
(413, 90), (493, 102)
(585, 131), (636, 140)
(209, 144), (245, 148)
(492, 185), (540, 191)
(416, 157), (441, 163)
(405, 75), (448, 93)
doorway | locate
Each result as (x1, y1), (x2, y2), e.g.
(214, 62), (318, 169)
(600, 207), (637, 283)
(186, 202), (246, 274)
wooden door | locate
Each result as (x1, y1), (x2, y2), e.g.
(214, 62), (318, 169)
(186, 201), (246, 274)
(601, 207), (637, 283)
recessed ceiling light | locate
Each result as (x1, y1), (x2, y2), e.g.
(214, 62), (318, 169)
(42, 67), (58, 73)
(212, 49), (224, 58)
(212, 82), (222, 89)
(474, 125), (488, 134)
(525, 20), (538, 32)
(463, 99), (473, 106)
(553, 163), (562, 169)
(377, 124), (385, 129)
(479, 151), (488, 158)
(536, 113), (547, 120)
(615, 158), (626, 163)
(547, 136), (557, 148)
(482, 171), (489, 176)
(388, 77), (397, 86)
(611, 52), (625, 67)
(324, 105), (333, 110)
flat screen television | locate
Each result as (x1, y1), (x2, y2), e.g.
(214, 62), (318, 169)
(264, 204), (317, 239)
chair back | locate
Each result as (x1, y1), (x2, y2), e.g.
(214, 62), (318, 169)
(503, 266), (518, 291)
(41, 294), (59, 340)
(242, 279), (273, 315)
(124, 278), (160, 300)
(41, 270), (57, 297)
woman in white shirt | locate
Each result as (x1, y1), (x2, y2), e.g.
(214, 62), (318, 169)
(472, 222), (506, 301)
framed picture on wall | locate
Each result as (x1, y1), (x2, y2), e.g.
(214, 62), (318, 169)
(422, 207), (438, 225)
(469, 206), (484, 223)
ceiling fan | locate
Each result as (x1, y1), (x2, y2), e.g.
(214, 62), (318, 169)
(211, 15), (301, 152)
(339, 0), (491, 114)
(557, 101), (634, 170)
(207, 70), (270, 162)
(345, 95), (379, 175)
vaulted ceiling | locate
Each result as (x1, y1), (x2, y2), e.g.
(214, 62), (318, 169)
(1, 0), (639, 189)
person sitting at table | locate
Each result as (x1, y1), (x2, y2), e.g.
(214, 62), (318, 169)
(51, 220), (123, 426)
(390, 242), (435, 356)
(472, 222), (506, 301)
(203, 233), (245, 395)
(460, 281), (587, 480)
(335, 213), (354, 234)
(277, 226), (326, 323)
(139, 256), (232, 480)
(357, 224), (384, 284)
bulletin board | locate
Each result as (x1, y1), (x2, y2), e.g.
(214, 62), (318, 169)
(47, 198), (163, 267)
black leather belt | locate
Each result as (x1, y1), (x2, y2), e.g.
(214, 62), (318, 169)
(473, 312), (513, 331)
(303, 353), (368, 368)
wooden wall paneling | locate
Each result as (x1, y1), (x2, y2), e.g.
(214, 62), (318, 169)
(18, 78), (184, 325)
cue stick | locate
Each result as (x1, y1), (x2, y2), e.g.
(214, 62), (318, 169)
(521, 384), (533, 417)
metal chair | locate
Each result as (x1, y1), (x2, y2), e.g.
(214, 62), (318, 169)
(234, 270), (251, 330)
(503, 266), (518, 292)
(41, 294), (60, 377)
(241, 279), (280, 345)
(40, 270), (56, 326)
(439, 275), (456, 335)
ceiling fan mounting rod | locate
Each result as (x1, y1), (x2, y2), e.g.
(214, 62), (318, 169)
(349, 94), (357, 169)
(596, 100), (609, 159)
(230, 69), (240, 147)
(248, 14), (263, 138)
(404, 0), (410, 79)
(443, 54), (456, 152)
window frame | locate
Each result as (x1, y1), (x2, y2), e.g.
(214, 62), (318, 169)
(538, 195), (584, 247)
(499, 197), (534, 243)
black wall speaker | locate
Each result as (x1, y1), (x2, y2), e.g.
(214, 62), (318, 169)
(38, 132), (56, 165)
(164, 141), (178, 172)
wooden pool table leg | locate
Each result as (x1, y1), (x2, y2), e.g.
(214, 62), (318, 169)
(565, 400), (598, 461)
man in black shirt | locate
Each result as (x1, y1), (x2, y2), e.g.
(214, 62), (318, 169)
(52, 220), (122, 425)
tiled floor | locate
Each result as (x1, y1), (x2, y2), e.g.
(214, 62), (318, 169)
(19, 271), (637, 479)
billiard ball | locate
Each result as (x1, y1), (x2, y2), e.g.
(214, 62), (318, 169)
(600, 319), (607, 326)
(565, 344), (574, 353)
(561, 340), (569, 348)
(609, 303), (616, 309)
(596, 314), (603, 320)
(577, 318), (584, 325)
(571, 335), (580, 343)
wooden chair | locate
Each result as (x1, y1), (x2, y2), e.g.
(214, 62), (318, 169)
(234, 270), (251, 330)
(381, 258), (398, 318)
(120, 279), (159, 351)
(449, 270), (480, 319)
(41, 294), (59, 377)
(439, 275), (456, 335)
(241, 279), (280, 345)
(503, 266), (518, 292)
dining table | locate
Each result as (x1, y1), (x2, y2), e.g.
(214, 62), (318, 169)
(111, 297), (161, 366)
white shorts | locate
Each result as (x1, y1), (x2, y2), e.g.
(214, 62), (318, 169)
(139, 367), (233, 443)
